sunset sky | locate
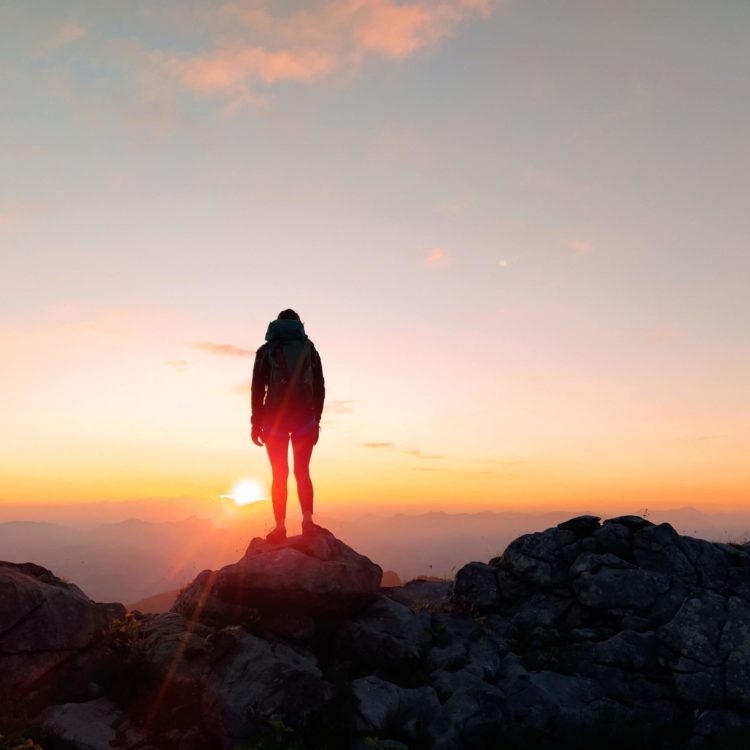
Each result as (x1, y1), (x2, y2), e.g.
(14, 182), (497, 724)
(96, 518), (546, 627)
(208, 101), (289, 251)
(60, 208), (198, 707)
(2, 1), (749, 515)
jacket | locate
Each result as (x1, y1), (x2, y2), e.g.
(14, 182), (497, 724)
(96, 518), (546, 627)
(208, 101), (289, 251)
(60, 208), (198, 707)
(251, 319), (325, 431)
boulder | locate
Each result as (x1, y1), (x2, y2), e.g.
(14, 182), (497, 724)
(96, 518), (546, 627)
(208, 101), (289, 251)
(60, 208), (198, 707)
(502, 528), (580, 587)
(0, 561), (122, 707)
(172, 531), (382, 624)
(571, 552), (671, 611)
(430, 683), (506, 750)
(201, 627), (334, 748)
(384, 578), (452, 611)
(453, 562), (500, 612)
(557, 515), (601, 535)
(351, 675), (439, 741)
(42, 698), (121, 750)
(339, 595), (432, 677)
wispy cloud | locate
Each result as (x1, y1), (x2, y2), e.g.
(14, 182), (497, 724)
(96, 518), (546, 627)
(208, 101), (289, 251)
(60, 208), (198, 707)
(0, 203), (25, 230)
(166, 359), (189, 371)
(233, 380), (252, 395)
(361, 442), (443, 459)
(565, 238), (594, 257)
(401, 448), (443, 459)
(151, 0), (498, 109)
(327, 399), (358, 414)
(425, 248), (452, 268)
(42, 21), (86, 51)
(190, 341), (254, 357)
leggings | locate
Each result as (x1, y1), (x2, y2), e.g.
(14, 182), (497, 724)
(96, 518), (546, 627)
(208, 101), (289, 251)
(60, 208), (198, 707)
(264, 428), (315, 522)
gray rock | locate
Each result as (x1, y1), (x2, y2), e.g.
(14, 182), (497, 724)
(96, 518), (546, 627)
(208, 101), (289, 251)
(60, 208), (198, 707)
(467, 636), (504, 681)
(557, 515), (601, 534)
(201, 629), (333, 747)
(352, 675), (439, 740)
(430, 683), (506, 750)
(591, 629), (659, 671)
(503, 528), (580, 587)
(604, 515), (654, 530)
(571, 553), (670, 610)
(453, 562), (500, 612)
(134, 612), (208, 670)
(0, 562), (121, 706)
(340, 595), (431, 674)
(673, 656), (723, 706)
(427, 642), (467, 672)
(680, 536), (731, 591)
(431, 611), (482, 647)
(593, 522), (631, 558)
(173, 531), (382, 623)
(511, 592), (570, 630)
(505, 667), (631, 736)
(658, 590), (726, 667)
(384, 578), (452, 611)
(495, 567), (530, 603)
(633, 523), (698, 586)
(259, 612), (316, 642)
(431, 665), (497, 701)
(688, 709), (750, 750)
(42, 698), (121, 750)
(719, 596), (750, 711)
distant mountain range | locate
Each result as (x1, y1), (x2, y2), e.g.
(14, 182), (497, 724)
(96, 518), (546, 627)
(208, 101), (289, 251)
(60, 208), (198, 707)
(1, 504), (748, 606)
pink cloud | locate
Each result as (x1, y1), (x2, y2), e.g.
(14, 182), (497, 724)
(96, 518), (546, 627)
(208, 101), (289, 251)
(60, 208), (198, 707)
(160, 0), (498, 104)
(174, 47), (336, 92)
(0, 203), (25, 230)
(425, 248), (452, 268)
(43, 21), (86, 50)
(565, 238), (594, 257)
(350, 1), (447, 59)
(190, 341), (255, 357)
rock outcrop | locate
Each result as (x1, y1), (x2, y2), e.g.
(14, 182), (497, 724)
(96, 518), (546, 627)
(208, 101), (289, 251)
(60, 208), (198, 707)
(0, 561), (123, 709)
(172, 530), (383, 625)
(7, 517), (750, 749)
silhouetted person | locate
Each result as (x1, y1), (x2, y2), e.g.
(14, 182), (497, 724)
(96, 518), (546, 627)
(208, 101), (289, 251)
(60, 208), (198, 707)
(251, 309), (325, 542)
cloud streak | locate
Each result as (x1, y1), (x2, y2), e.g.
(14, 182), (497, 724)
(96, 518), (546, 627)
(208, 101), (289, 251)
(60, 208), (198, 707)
(152, 0), (498, 107)
(191, 341), (255, 358)
(425, 248), (452, 268)
(327, 399), (358, 414)
(43, 21), (86, 51)
(361, 442), (443, 459)
(565, 238), (594, 257)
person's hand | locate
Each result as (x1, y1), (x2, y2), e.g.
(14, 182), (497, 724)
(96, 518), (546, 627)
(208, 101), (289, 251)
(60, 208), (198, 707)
(251, 424), (264, 447)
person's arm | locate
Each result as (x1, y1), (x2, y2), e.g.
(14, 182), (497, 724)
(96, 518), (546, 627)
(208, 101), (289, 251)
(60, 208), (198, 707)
(312, 346), (325, 423)
(250, 346), (268, 444)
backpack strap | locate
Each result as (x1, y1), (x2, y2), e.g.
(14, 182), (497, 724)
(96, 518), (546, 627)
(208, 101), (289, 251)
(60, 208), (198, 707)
(273, 342), (291, 385)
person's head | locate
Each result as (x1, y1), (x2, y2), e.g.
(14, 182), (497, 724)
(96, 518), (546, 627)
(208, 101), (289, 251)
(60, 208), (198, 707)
(277, 309), (301, 321)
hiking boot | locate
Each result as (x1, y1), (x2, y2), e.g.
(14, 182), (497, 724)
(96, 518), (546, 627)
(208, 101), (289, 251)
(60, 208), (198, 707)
(265, 527), (287, 544)
(302, 520), (330, 537)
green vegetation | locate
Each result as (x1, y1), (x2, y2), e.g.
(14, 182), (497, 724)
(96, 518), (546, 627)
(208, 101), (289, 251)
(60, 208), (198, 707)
(0, 715), (43, 750)
(111, 611), (140, 651)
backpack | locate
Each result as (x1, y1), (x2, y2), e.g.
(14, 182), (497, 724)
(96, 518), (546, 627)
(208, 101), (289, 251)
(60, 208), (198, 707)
(264, 339), (314, 416)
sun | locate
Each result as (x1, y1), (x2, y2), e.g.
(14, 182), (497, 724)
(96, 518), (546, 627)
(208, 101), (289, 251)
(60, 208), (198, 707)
(222, 479), (267, 506)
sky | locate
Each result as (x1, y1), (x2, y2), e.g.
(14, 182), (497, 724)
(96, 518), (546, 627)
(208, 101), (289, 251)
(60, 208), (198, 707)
(1, 0), (749, 516)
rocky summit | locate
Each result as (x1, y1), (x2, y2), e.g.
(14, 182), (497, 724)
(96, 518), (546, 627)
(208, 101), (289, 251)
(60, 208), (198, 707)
(172, 530), (383, 624)
(3, 517), (750, 749)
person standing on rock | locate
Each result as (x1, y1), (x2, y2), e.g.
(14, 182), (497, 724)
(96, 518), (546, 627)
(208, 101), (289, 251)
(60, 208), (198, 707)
(251, 309), (326, 542)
